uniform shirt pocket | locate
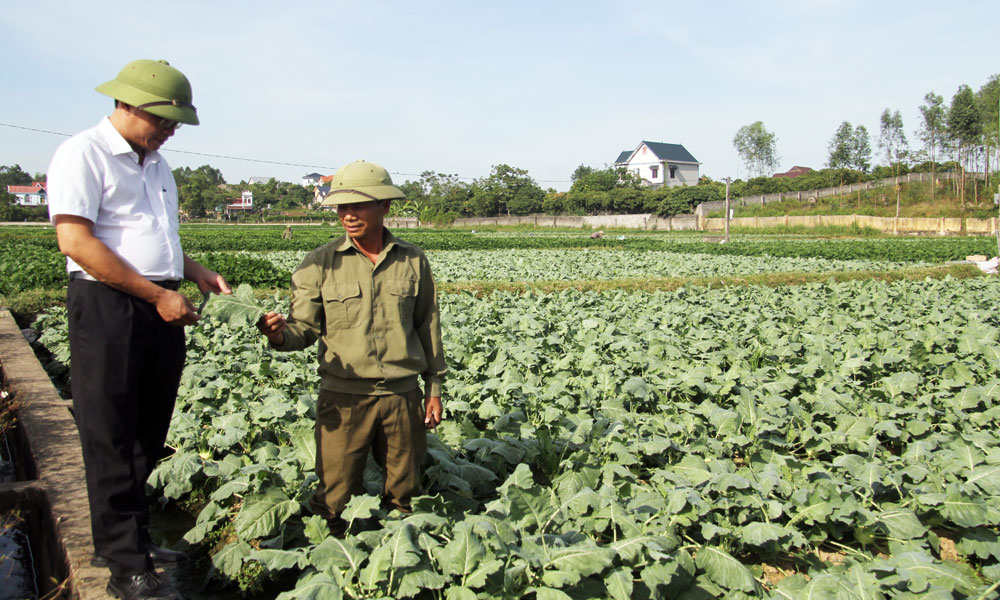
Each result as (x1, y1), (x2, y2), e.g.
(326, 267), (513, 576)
(322, 281), (363, 329)
(385, 279), (418, 324)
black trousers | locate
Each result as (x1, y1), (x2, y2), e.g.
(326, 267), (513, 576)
(67, 279), (185, 576)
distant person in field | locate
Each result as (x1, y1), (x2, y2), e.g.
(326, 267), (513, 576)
(256, 159), (445, 536)
(282, 224), (293, 239)
(47, 59), (231, 600)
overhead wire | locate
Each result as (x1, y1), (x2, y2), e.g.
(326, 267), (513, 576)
(0, 121), (572, 184)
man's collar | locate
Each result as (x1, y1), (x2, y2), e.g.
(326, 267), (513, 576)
(97, 117), (161, 164)
(333, 228), (400, 253)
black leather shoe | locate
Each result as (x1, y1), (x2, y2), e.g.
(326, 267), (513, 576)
(107, 571), (182, 599)
(92, 546), (188, 569)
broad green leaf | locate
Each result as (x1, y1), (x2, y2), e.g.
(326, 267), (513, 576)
(303, 514), (331, 544)
(183, 500), (227, 544)
(444, 586), (477, 600)
(359, 525), (422, 590)
(695, 546), (758, 593)
(739, 522), (790, 546)
(604, 567), (633, 600)
(396, 570), (448, 599)
(507, 486), (554, 531)
(611, 535), (678, 562)
(247, 548), (309, 570)
(202, 283), (265, 327)
(963, 465), (1000, 494)
(341, 494), (381, 525)
(274, 573), (344, 600)
(234, 488), (300, 539)
(541, 543), (615, 587)
(289, 421), (317, 470)
(212, 540), (251, 578)
(877, 508), (927, 540)
(498, 462), (535, 491)
(939, 494), (988, 528)
(527, 587), (574, 600)
(887, 551), (981, 595)
(433, 522), (502, 587)
(310, 536), (366, 573)
(955, 528), (1000, 560)
(881, 372), (921, 397)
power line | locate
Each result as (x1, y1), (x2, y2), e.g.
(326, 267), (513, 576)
(0, 121), (572, 183)
(0, 121), (339, 170)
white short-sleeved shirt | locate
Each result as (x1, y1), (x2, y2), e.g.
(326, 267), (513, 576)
(47, 117), (184, 280)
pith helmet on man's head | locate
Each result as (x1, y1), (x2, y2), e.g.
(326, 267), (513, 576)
(96, 59), (199, 125)
(322, 160), (405, 207)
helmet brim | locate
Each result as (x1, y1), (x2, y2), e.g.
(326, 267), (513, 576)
(96, 80), (200, 125)
(320, 185), (405, 207)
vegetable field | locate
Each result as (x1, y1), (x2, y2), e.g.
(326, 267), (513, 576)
(18, 225), (1000, 598)
(4, 224), (996, 295)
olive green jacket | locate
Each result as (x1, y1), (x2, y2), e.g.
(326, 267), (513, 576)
(272, 230), (446, 397)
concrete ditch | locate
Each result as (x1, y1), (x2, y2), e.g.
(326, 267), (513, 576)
(1, 308), (109, 599)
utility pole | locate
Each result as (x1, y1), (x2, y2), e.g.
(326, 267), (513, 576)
(724, 177), (731, 243)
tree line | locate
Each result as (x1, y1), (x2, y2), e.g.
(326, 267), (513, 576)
(171, 166), (314, 218)
(732, 74), (1000, 205)
(4, 74), (997, 223)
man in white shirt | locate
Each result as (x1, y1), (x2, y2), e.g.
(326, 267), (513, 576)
(47, 59), (230, 600)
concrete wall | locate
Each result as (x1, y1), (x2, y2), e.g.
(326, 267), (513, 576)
(702, 214), (999, 235)
(385, 217), (419, 228)
(452, 213), (699, 231)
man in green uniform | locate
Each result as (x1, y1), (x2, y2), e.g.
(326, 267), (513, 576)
(257, 160), (445, 533)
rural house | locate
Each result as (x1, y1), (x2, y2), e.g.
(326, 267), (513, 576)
(312, 185), (331, 206)
(772, 166), (814, 178)
(614, 141), (700, 188)
(7, 182), (47, 206)
(225, 190), (254, 215)
(300, 172), (323, 187)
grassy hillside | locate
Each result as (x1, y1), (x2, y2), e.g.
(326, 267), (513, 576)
(716, 179), (1000, 219)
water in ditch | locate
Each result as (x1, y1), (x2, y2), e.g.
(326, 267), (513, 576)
(1, 435), (38, 600)
(0, 518), (38, 600)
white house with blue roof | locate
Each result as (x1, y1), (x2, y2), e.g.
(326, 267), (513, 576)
(614, 141), (700, 188)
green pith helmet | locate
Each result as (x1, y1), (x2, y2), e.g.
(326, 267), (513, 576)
(96, 59), (199, 125)
(321, 160), (405, 206)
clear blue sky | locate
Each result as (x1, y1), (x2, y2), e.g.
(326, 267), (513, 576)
(2, 1), (997, 191)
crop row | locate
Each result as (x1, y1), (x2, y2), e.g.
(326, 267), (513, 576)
(5, 224), (999, 258)
(34, 276), (1000, 598)
(0, 233), (988, 296)
(252, 249), (925, 284)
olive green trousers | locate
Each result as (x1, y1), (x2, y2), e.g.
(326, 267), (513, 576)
(311, 388), (426, 518)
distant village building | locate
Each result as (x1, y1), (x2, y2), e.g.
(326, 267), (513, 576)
(7, 182), (47, 206)
(300, 172), (324, 187)
(773, 166), (814, 178)
(247, 176), (272, 185)
(225, 190), (254, 215)
(614, 141), (700, 188)
(313, 185), (331, 207)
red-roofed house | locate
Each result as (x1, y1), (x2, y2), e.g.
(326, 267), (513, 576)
(773, 166), (814, 179)
(7, 182), (47, 206)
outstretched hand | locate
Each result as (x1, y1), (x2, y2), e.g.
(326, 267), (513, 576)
(257, 311), (287, 345)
